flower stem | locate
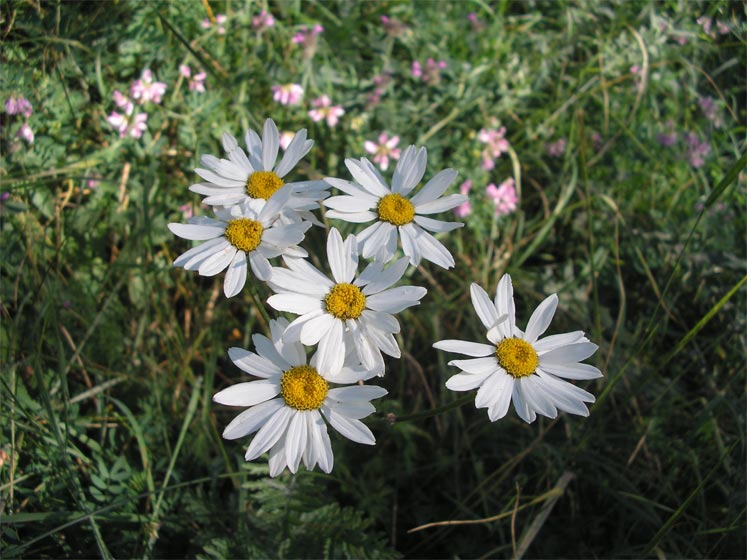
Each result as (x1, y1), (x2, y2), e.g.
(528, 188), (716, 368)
(246, 278), (272, 327)
(390, 394), (474, 423)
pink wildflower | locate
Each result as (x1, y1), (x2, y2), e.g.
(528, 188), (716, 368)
(545, 138), (567, 158)
(698, 96), (722, 127)
(716, 20), (730, 35)
(130, 69), (167, 105)
(685, 132), (710, 168)
(5, 96), (32, 117)
(412, 58), (447, 85)
(467, 13), (486, 31)
(179, 65), (206, 93)
(252, 10), (275, 30)
(292, 24), (323, 58)
(478, 125), (510, 170)
(486, 178), (518, 217)
(112, 90), (129, 108)
(364, 132), (401, 171)
(453, 180), (472, 218)
(201, 14), (227, 34)
(271, 83), (304, 106)
(656, 121), (677, 147)
(16, 123), (34, 144)
(178, 203), (194, 219)
(308, 95), (345, 127)
(107, 100), (147, 139)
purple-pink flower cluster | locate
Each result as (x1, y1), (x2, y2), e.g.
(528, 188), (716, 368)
(5, 95), (34, 145)
(364, 133), (401, 171)
(201, 14), (227, 34)
(252, 10), (275, 31)
(478, 124), (510, 170)
(271, 83), (304, 106)
(130, 69), (167, 104)
(545, 138), (567, 158)
(308, 95), (345, 127)
(684, 132), (711, 169)
(292, 24), (323, 58)
(697, 15), (730, 38)
(412, 58), (447, 85)
(486, 178), (518, 217)
(179, 65), (207, 93)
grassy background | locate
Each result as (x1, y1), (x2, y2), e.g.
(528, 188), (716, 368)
(1, 0), (745, 558)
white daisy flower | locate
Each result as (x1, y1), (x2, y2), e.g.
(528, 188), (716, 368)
(168, 187), (311, 297)
(323, 145), (467, 268)
(433, 274), (602, 423)
(214, 318), (387, 477)
(189, 118), (329, 224)
(266, 227), (427, 375)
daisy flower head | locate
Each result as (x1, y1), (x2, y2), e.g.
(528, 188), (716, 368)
(323, 145), (467, 269)
(168, 187), (312, 297)
(267, 227), (427, 375)
(433, 274), (602, 423)
(188, 118), (329, 224)
(214, 318), (387, 477)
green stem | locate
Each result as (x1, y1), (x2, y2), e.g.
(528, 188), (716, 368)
(246, 278), (272, 326)
(392, 394), (474, 423)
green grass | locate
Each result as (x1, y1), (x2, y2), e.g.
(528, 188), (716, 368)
(1, 0), (745, 558)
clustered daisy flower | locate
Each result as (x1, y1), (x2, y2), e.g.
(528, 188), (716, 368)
(434, 275), (602, 423)
(214, 318), (386, 476)
(323, 146), (466, 268)
(169, 112), (603, 478)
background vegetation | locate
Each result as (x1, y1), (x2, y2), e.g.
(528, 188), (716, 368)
(1, 0), (745, 558)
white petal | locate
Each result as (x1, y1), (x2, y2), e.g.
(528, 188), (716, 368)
(412, 226), (455, 269)
(328, 228), (358, 284)
(541, 342), (599, 365)
(475, 372), (504, 408)
(399, 223), (422, 266)
(310, 411), (333, 473)
(198, 245), (237, 276)
(284, 411), (308, 473)
(324, 194), (377, 212)
(228, 347), (283, 378)
(365, 286), (426, 313)
(327, 400), (376, 420)
(392, 146), (427, 196)
(213, 379), (281, 407)
(268, 433), (288, 477)
(245, 128), (264, 169)
(245, 406), (294, 461)
(347, 319), (385, 374)
(300, 312), (336, 345)
(360, 257), (409, 295)
(470, 283), (501, 330)
(315, 319), (345, 377)
(326, 209), (377, 223)
(173, 237), (227, 269)
(409, 168), (458, 206)
(414, 193), (467, 214)
(524, 294), (558, 343)
(487, 375), (514, 421)
(248, 252), (272, 282)
(327, 385), (388, 403)
(445, 370), (493, 391)
(194, 167), (246, 188)
(268, 267), (330, 296)
(221, 398), (283, 440)
(360, 222), (394, 261)
(253, 333), (292, 370)
(511, 381), (536, 424)
(414, 215), (464, 233)
(222, 132), (239, 152)
(168, 223), (225, 241)
(448, 357), (500, 374)
(494, 274), (516, 338)
(534, 331), (588, 353)
(433, 339), (494, 357)
(537, 363), (603, 380)
(261, 118), (280, 172)
(276, 128), (311, 178)
(521, 376), (557, 419)
(344, 158), (390, 197)
(266, 293), (323, 315)
(359, 310), (399, 334)
(224, 251), (248, 297)
(322, 405), (376, 445)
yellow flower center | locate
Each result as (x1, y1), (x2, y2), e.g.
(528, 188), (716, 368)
(496, 338), (539, 378)
(377, 193), (415, 226)
(224, 218), (264, 252)
(280, 365), (329, 411)
(325, 283), (366, 320)
(246, 170), (285, 200)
